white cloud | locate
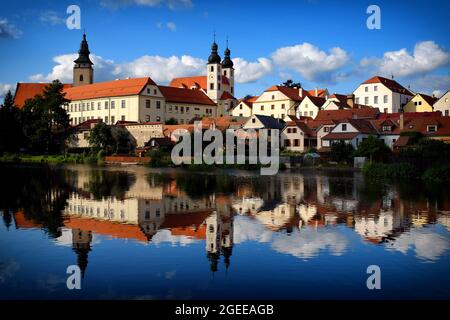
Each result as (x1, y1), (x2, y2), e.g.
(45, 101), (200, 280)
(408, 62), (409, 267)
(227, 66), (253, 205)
(233, 57), (273, 83)
(152, 229), (199, 246)
(39, 10), (65, 25)
(361, 41), (450, 78)
(409, 74), (450, 97)
(386, 228), (450, 261)
(100, 0), (193, 10)
(271, 42), (349, 83)
(0, 83), (13, 101)
(0, 17), (22, 39)
(157, 21), (177, 31)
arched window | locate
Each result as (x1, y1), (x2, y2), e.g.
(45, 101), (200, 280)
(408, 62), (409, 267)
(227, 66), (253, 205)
(79, 74), (84, 82)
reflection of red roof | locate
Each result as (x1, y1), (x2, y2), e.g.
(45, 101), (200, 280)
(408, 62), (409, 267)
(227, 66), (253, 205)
(13, 83), (72, 108)
(64, 216), (148, 243)
(160, 211), (211, 229)
(171, 224), (206, 240)
(14, 211), (42, 228)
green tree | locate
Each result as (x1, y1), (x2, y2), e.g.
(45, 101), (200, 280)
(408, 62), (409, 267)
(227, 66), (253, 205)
(21, 80), (70, 152)
(165, 117), (178, 125)
(88, 122), (115, 154)
(0, 91), (23, 153)
(353, 135), (390, 162)
(330, 141), (354, 163)
(281, 79), (302, 88)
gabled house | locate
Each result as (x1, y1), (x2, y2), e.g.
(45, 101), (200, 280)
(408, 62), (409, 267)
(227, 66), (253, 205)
(322, 119), (378, 149)
(353, 76), (413, 113)
(434, 91), (450, 117)
(231, 96), (258, 117)
(403, 93), (438, 113)
(242, 114), (285, 131)
(369, 118), (401, 149)
(295, 96), (326, 119)
(281, 121), (317, 152)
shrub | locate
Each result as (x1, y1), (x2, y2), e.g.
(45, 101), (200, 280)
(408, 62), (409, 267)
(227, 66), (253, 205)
(363, 162), (417, 179)
(422, 165), (450, 183)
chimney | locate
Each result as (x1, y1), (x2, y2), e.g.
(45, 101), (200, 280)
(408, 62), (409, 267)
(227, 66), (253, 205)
(315, 88), (318, 97)
(400, 112), (404, 130)
(346, 94), (354, 108)
(299, 87), (303, 97)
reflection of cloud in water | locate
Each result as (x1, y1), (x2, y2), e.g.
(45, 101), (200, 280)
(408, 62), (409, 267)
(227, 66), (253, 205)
(386, 228), (450, 261)
(54, 227), (101, 246)
(233, 216), (273, 244)
(0, 259), (20, 283)
(152, 229), (199, 246)
(271, 228), (348, 259)
(234, 216), (348, 259)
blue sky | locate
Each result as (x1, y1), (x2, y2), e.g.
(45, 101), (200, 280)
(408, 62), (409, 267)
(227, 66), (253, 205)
(1, 0), (450, 99)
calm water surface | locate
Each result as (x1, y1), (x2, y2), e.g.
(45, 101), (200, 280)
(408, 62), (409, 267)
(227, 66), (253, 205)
(0, 164), (449, 299)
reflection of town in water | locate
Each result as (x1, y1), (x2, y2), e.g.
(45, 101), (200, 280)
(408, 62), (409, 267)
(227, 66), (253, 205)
(8, 166), (450, 278)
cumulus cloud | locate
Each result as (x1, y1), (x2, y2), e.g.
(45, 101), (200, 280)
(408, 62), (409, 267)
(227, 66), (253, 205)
(100, 0), (193, 10)
(233, 57), (273, 83)
(0, 17), (23, 39)
(39, 10), (66, 25)
(361, 41), (450, 78)
(0, 83), (13, 101)
(271, 42), (349, 83)
(408, 74), (450, 97)
(386, 228), (450, 261)
(152, 229), (199, 246)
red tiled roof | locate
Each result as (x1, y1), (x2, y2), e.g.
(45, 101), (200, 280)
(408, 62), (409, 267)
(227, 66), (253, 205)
(329, 93), (348, 103)
(284, 120), (314, 136)
(315, 108), (380, 122)
(220, 91), (236, 100)
(323, 132), (359, 140)
(72, 119), (102, 131)
(307, 89), (327, 97)
(169, 75), (230, 91)
(13, 83), (72, 108)
(64, 77), (155, 100)
(265, 85), (305, 101)
(158, 86), (216, 106)
(362, 76), (413, 96)
(378, 111), (441, 120)
(160, 212), (211, 229)
(305, 95), (326, 106)
(401, 115), (450, 137)
(347, 119), (378, 134)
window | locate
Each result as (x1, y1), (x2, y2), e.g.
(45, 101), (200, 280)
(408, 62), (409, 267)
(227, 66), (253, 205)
(146, 115), (150, 122)
(374, 96), (378, 104)
(210, 66), (214, 72)
(261, 105), (264, 111)
(97, 102), (101, 110)
(294, 139), (300, 147)
(305, 104), (308, 109)
(445, 110), (449, 116)
(121, 100), (126, 108)
(186, 107), (190, 113)
(365, 97), (369, 105)
(180, 106), (184, 114)
(282, 114), (285, 119)
(111, 116), (115, 124)
(272, 95), (275, 100)
(210, 83), (214, 90)
(83, 132), (89, 139)
(365, 86), (368, 92)
(218, 83), (221, 90)
(154, 89), (157, 95)
(384, 95), (388, 103)
(384, 108), (388, 113)
(105, 116), (108, 124)
(252, 118), (256, 123)
(374, 85), (378, 91)
(121, 115), (125, 121)
(271, 105), (275, 110)
(292, 128), (297, 134)
(309, 111), (313, 116)
(146, 100), (150, 108)
(147, 88), (151, 94)
(281, 104), (285, 109)
(284, 139), (291, 147)
(111, 101), (115, 109)
(427, 125), (437, 132)
(342, 124), (347, 131)
(355, 98), (359, 104)
(324, 127), (330, 132)
(156, 101), (161, 109)
(79, 74), (84, 82)
(105, 101), (109, 109)
(382, 125), (391, 132)
(224, 70), (227, 76)
(156, 116), (161, 122)
(239, 113), (243, 117)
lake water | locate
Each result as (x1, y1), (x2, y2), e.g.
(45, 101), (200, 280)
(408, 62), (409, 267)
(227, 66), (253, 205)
(0, 164), (449, 300)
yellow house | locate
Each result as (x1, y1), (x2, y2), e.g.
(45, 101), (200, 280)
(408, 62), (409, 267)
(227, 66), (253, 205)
(403, 93), (438, 112)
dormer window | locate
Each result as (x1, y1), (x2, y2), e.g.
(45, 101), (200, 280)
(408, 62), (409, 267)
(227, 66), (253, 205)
(382, 125), (391, 132)
(342, 124), (347, 131)
(427, 125), (437, 132)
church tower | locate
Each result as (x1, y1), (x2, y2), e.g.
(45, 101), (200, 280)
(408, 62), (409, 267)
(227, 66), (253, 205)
(206, 37), (222, 103)
(221, 41), (234, 96)
(73, 33), (94, 87)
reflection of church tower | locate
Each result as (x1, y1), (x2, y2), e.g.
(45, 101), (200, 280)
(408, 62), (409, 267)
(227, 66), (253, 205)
(71, 228), (92, 278)
(205, 207), (234, 273)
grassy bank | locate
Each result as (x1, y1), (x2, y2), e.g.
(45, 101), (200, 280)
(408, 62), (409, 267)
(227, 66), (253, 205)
(0, 153), (104, 165)
(363, 162), (450, 183)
